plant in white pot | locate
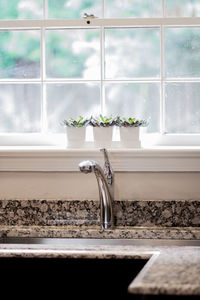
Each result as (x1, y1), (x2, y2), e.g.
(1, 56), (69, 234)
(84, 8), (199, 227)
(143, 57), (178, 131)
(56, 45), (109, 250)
(63, 116), (89, 148)
(117, 117), (148, 148)
(89, 115), (116, 148)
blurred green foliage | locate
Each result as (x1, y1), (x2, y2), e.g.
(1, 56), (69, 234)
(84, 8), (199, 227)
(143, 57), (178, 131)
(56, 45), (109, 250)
(105, 0), (161, 17)
(0, 0), (199, 80)
(0, 0), (100, 78)
(0, 1), (199, 134)
(0, 0), (42, 19)
(0, 31), (40, 78)
(0, 0), (20, 20)
(48, 0), (101, 19)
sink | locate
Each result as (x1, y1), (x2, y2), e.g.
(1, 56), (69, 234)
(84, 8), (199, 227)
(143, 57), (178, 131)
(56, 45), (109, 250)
(0, 241), (147, 299)
(0, 238), (199, 299)
(0, 238), (200, 247)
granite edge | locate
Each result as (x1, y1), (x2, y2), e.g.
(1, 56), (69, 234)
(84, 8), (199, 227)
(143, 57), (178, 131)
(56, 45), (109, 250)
(0, 225), (199, 239)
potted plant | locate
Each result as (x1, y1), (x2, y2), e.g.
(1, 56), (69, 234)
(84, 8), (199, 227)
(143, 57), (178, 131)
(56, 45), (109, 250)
(117, 117), (148, 148)
(89, 115), (116, 148)
(63, 116), (89, 148)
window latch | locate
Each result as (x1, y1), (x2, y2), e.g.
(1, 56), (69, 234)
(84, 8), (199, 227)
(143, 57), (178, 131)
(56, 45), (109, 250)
(83, 13), (98, 19)
(83, 13), (98, 24)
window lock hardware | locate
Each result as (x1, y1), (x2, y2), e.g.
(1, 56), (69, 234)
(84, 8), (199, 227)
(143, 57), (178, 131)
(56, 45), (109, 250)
(83, 13), (98, 24)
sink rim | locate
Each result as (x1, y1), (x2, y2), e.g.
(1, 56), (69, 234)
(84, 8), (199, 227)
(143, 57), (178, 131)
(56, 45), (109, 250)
(0, 237), (200, 247)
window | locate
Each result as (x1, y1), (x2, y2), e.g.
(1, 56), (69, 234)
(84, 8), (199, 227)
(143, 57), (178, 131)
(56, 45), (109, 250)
(0, 0), (200, 146)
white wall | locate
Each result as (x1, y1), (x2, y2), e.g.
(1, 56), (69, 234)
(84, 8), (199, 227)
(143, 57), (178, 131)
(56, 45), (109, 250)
(0, 172), (200, 201)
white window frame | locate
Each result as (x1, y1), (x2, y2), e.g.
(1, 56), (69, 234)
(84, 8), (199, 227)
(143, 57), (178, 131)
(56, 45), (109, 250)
(0, 1), (200, 147)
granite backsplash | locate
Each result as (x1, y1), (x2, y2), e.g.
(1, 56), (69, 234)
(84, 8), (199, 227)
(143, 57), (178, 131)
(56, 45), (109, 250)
(0, 199), (199, 228)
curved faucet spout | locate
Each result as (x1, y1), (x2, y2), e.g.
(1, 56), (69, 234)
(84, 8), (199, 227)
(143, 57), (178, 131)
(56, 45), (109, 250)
(79, 150), (114, 229)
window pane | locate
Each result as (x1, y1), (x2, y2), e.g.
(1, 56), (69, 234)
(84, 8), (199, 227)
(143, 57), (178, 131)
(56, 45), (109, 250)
(46, 83), (100, 133)
(165, 27), (200, 78)
(105, 83), (160, 133)
(105, 28), (160, 79)
(165, 83), (200, 133)
(105, 0), (162, 18)
(0, 84), (41, 133)
(0, 0), (42, 20)
(46, 29), (100, 79)
(0, 30), (40, 79)
(48, 0), (102, 19)
(166, 0), (200, 17)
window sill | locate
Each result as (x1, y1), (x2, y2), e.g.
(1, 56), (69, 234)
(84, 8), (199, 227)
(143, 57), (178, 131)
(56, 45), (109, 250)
(0, 145), (200, 172)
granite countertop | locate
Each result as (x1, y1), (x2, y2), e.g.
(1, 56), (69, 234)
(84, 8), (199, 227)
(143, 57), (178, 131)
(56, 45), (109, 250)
(0, 238), (199, 296)
(0, 225), (200, 240)
(0, 198), (199, 296)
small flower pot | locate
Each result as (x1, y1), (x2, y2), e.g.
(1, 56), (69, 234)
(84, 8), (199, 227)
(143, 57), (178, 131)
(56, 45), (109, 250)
(93, 127), (113, 148)
(120, 127), (141, 148)
(66, 127), (86, 148)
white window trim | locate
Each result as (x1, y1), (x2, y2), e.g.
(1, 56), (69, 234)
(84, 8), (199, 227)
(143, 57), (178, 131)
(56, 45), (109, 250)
(0, 147), (200, 172)
(1, 17), (200, 147)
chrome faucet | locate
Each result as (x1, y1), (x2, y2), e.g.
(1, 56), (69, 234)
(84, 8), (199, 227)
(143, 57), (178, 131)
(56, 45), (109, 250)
(79, 148), (114, 229)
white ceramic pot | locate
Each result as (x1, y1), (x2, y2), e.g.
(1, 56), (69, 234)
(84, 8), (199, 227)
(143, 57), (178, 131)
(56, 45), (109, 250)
(120, 127), (141, 148)
(93, 127), (113, 148)
(66, 127), (86, 148)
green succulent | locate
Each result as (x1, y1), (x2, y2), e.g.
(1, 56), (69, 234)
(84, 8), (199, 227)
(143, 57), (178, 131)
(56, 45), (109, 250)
(63, 115), (148, 128)
(89, 114), (117, 127)
(63, 116), (89, 127)
(117, 117), (148, 127)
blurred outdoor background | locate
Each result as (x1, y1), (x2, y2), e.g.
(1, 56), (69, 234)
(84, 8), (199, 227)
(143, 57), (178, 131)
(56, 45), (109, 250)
(0, 0), (200, 134)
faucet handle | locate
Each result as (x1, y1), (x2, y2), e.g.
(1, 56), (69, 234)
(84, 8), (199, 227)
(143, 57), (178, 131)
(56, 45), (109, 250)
(100, 148), (113, 185)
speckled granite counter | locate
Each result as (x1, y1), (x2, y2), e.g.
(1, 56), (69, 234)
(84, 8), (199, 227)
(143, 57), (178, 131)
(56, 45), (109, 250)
(0, 225), (200, 240)
(0, 238), (199, 296)
(0, 198), (199, 296)
(0, 199), (199, 227)
(128, 246), (200, 296)
(0, 198), (199, 240)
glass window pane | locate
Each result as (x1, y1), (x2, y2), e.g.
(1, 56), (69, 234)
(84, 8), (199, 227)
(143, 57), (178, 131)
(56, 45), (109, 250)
(165, 27), (200, 78)
(0, 0), (43, 20)
(0, 84), (41, 133)
(105, 83), (160, 133)
(48, 0), (102, 19)
(105, 0), (162, 18)
(0, 30), (41, 79)
(46, 83), (100, 133)
(166, 0), (200, 17)
(46, 29), (100, 79)
(165, 83), (200, 133)
(105, 28), (160, 79)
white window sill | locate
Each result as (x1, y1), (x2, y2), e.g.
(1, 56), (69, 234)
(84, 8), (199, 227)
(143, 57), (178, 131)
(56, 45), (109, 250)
(0, 145), (200, 172)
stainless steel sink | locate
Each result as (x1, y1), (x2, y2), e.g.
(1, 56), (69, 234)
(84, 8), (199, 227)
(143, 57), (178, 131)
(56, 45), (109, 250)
(0, 238), (200, 247)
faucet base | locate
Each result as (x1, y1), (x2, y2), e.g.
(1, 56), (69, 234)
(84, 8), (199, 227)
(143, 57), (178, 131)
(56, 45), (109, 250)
(102, 222), (113, 230)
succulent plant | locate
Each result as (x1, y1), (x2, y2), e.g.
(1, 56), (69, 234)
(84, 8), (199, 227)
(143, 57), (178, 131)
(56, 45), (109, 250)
(117, 117), (148, 127)
(63, 116), (89, 127)
(89, 114), (117, 127)
(63, 115), (148, 128)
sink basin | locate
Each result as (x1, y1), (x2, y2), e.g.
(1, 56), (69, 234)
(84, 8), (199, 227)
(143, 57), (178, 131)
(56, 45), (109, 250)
(0, 244), (147, 299)
(0, 238), (199, 299)
(0, 238), (200, 247)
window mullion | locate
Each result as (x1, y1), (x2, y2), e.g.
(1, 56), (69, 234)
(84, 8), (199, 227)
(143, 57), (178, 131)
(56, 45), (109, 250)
(1, 18), (200, 29)
(162, 0), (166, 18)
(43, 0), (48, 19)
(102, 0), (105, 18)
(41, 26), (47, 133)
(160, 25), (165, 135)
(164, 78), (200, 82)
(100, 26), (105, 114)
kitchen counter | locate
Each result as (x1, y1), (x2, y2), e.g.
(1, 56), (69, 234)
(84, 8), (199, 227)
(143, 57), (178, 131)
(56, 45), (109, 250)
(0, 197), (199, 297)
(0, 238), (199, 296)
(0, 225), (200, 240)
